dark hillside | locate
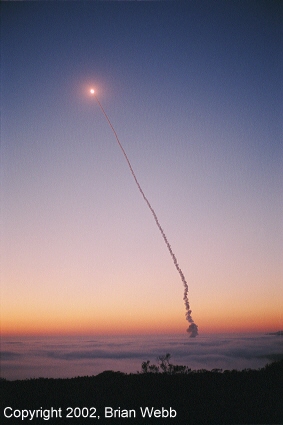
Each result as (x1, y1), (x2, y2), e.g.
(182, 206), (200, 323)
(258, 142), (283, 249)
(1, 360), (282, 424)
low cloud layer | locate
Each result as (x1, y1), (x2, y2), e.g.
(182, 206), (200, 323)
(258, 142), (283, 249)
(1, 333), (282, 380)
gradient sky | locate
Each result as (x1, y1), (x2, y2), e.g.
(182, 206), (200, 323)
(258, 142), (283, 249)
(1, 1), (282, 336)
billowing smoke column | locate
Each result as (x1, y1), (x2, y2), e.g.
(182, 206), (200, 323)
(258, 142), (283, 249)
(93, 94), (198, 337)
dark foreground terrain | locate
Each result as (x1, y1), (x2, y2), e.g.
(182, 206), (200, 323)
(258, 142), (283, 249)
(1, 359), (282, 424)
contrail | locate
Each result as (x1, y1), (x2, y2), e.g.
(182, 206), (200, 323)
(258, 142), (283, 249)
(93, 93), (198, 337)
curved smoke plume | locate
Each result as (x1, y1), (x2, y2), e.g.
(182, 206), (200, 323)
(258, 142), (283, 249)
(94, 95), (198, 337)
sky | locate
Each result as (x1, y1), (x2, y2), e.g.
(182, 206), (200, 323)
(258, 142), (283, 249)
(1, 1), (282, 336)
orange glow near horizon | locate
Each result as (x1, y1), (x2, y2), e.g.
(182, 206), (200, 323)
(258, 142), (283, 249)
(2, 267), (281, 338)
(2, 307), (281, 337)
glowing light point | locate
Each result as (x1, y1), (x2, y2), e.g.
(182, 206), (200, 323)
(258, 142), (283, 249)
(90, 89), (95, 94)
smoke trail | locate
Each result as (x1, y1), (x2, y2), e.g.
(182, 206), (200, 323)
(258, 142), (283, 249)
(94, 95), (198, 337)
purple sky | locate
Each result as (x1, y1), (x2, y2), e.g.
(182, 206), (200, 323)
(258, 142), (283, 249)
(1, 1), (282, 335)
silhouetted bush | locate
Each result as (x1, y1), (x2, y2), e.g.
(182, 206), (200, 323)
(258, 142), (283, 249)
(140, 353), (192, 374)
